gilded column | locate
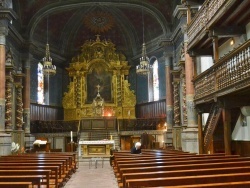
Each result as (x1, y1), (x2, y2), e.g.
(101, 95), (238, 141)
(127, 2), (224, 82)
(0, 6), (17, 155)
(5, 66), (13, 131)
(173, 81), (180, 126)
(16, 83), (23, 130)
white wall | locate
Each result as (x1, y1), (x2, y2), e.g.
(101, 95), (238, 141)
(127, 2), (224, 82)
(232, 115), (250, 141)
(200, 56), (213, 73)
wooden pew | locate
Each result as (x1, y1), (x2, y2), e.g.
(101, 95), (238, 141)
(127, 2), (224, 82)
(0, 165), (60, 188)
(126, 172), (250, 188)
(116, 155), (239, 165)
(112, 153), (224, 167)
(0, 182), (33, 188)
(114, 155), (239, 176)
(0, 156), (68, 175)
(11, 152), (77, 173)
(0, 157), (66, 178)
(119, 160), (250, 176)
(0, 175), (43, 188)
(0, 170), (51, 188)
(116, 156), (249, 176)
(146, 181), (250, 188)
(123, 166), (250, 188)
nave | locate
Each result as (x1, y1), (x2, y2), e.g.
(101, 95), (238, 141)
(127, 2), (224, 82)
(64, 159), (118, 188)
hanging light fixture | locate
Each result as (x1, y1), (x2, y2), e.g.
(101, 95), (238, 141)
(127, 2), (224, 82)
(136, 5), (152, 75)
(42, 15), (56, 76)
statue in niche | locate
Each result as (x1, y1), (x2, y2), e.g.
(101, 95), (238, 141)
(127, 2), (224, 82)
(87, 65), (112, 103)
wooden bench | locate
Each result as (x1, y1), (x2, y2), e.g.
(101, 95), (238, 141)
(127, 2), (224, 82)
(146, 181), (250, 188)
(0, 182), (33, 188)
(116, 155), (239, 165)
(0, 156), (68, 175)
(0, 170), (51, 188)
(0, 157), (67, 178)
(0, 165), (60, 187)
(123, 165), (250, 188)
(126, 172), (250, 188)
(0, 175), (43, 188)
(116, 156), (248, 177)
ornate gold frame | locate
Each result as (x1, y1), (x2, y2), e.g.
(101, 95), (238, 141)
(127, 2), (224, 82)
(63, 35), (135, 120)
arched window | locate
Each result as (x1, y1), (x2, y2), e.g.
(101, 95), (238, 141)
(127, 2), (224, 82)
(37, 63), (44, 104)
(153, 59), (159, 101)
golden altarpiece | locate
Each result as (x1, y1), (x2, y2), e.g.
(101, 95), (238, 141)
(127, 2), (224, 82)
(62, 35), (136, 121)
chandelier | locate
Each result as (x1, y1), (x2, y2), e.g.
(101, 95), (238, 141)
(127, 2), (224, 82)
(136, 6), (152, 75)
(42, 15), (56, 76)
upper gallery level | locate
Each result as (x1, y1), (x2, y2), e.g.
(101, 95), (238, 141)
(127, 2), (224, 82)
(187, 0), (249, 52)
(185, 0), (250, 105)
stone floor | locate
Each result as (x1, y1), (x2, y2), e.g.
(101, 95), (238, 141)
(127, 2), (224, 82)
(64, 159), (119, 188)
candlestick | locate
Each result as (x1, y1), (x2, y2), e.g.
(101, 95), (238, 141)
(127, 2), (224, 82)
(70, 131), (73, 142)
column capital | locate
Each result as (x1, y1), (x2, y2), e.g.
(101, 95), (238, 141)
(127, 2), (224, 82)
(163, 53), (173, 67)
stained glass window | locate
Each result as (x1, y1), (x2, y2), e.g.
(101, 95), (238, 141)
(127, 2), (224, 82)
(153, 60), (159, 101)
(37, 63), (44, 104)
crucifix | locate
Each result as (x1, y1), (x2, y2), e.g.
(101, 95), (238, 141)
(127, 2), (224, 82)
(96, 84), (100, 94)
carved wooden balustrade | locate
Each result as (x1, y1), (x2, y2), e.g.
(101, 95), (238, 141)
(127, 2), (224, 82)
(194, 40), (250, 104)
(187, 0), (227, 47)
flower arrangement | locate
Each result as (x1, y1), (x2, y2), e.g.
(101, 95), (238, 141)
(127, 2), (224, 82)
(11, 142), (20, 154)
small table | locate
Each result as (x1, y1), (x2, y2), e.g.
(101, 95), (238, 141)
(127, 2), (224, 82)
(89, 157), (104, 169)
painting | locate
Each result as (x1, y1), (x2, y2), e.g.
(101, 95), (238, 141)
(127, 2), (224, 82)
(87, 64), (112, 103)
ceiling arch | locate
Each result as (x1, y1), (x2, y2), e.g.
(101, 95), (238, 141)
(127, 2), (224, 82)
(15, 0), (176, 64)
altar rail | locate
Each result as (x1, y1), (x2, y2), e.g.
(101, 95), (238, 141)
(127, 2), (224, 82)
(193, 40), (250, 104)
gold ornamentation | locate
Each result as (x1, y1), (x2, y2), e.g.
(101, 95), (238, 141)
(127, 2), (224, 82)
(83, 11), (115, 33)
(62, 82), (76, 109)
(63, 36), (135, 120)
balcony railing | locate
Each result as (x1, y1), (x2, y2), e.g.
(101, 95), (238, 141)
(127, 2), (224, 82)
(187, 0), (227, 47)
(194, 39), (250, 104)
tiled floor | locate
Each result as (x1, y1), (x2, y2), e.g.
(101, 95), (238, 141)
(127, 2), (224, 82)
(64, 159), (119, 188)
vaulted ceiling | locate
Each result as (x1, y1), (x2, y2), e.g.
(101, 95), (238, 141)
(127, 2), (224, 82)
(13, 0), (180, 64)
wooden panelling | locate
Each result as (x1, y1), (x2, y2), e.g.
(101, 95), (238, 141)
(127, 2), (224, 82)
(136, 99), (166, 118)
(232, 141), (250, 157)
(30, 103), (63, 121)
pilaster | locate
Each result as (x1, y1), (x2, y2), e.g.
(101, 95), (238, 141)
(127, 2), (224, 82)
(23, 55), (32, 134)
(164, 53), (174, 146)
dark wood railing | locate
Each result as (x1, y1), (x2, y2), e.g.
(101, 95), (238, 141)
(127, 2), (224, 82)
(193, 40), (250, 104)
(187, 0), (227, 48)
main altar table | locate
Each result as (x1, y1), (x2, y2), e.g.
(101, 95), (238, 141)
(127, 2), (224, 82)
(78, 140), (115, 157)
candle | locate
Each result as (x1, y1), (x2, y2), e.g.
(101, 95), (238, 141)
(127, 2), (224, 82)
(110, 135), (113, 140)
(128, 110), (130, 116)
(70, 131), (73, 142)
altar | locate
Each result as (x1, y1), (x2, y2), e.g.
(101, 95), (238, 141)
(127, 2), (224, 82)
(78, 140), (115, 157)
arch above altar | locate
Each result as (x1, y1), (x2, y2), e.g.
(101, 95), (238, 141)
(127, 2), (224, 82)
(62, 35), (136, 120)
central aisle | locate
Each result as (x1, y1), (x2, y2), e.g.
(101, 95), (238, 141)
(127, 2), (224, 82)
(64, 160), (119, 188)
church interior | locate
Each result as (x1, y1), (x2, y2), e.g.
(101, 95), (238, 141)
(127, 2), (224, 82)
(0, 0), (250, 187)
